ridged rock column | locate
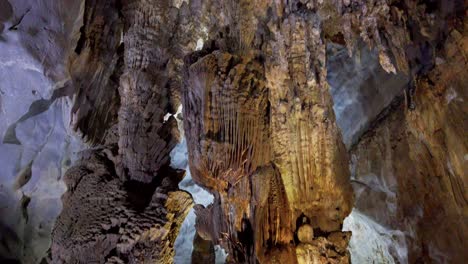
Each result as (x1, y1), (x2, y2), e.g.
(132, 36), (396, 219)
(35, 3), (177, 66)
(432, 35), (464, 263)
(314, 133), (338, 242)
(183, 12), (353, 261)
(118, 0), (179, 183)
(265, 11), (354, 263)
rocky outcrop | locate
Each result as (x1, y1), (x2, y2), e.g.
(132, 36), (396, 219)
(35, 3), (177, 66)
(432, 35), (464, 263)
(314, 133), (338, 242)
(117, 0), (179, 183)
(51, 149), (192, 263)
(50, 1), (197, 263)
(117, 0), (205, 183)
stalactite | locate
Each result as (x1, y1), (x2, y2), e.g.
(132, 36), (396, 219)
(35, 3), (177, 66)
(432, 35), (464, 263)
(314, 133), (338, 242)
(16, 0), (463, 263)
(183, 2), (353, 263)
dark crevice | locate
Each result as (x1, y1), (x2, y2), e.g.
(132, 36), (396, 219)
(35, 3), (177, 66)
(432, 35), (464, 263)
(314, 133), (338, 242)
(313, 227), (332, 238)
(123, 179), (161, 212)
(8, 8), (30, 31)
(74, 0), (88, 55)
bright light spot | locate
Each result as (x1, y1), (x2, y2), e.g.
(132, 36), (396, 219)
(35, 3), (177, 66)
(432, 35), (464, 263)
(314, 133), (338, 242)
(196, 38), (204, 51)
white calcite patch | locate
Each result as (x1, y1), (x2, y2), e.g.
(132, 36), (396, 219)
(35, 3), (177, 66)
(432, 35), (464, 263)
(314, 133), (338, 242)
(214, 245), (228, 264)
(195, 38), (204, 51)
(343, 209), (408, 264)
(445, 86), (462, 104)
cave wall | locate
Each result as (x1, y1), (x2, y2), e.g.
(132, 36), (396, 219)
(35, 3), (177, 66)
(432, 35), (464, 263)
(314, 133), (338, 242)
(0, 0), (465, 263)
(0, 1), (84, 263)
(347, 24), (467, 263)
(53, 0), (466, 263)
(327, 42), (409, 148)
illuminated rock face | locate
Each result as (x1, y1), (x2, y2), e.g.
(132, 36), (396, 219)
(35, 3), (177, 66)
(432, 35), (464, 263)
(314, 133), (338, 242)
(183, 24), (353, 264)
(327, 42), (409, 148)
(0, 0), (466, 263)
(0, 1), (84, 263)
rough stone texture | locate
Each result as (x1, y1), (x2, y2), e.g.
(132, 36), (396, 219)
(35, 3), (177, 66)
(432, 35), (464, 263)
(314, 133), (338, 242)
(1, 0), (466, 263)
(117, 0), (178, 183)
(49, 2), (200, 262)
(0, 1), (85, 263)
(183, 2), (354, 262)
(191, 233), (216, 264)
(296, 232), (351, 264)
(70, 0), (123, 145)
(349, 23), (467, 263)
(264, 10), (353, 235)
(51, 149), (192, 263)
(117, 0), (203, 183)
(184, 49), (353, 262)
(327, 42), (409, 148)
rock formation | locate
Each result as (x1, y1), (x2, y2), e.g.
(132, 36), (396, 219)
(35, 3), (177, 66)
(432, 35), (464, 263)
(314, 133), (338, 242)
(70, 0), (123, 145)
(118, 0), (180, 183)
(349, 24), (467, 263)
(183, 14), (354, 262)
(0, 0), (466, 263)
(47, 0), (199, 262)
(51, 149), (192, 263)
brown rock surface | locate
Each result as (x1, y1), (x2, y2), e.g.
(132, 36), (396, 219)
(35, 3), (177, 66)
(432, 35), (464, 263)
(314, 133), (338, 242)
(70, 0), (123, 145)
(350, 23), (467, 263)
(297, 224), (314, 243)
(51, 2), (196, 263)
(182, 2), (354, 261)
(117, 0), (180, 183)
(44, 0), (466, 263)
(51, 149), (192, 263)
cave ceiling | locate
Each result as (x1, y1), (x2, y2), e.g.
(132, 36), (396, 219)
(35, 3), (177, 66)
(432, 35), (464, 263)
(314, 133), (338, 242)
(0, 0), (466, 263)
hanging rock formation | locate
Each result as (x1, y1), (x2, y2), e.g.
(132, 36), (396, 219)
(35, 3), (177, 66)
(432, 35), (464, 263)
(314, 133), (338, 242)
(0, 0), (461, 263)
(183, 1), (354, 262)
(117, 0), (180, 183)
